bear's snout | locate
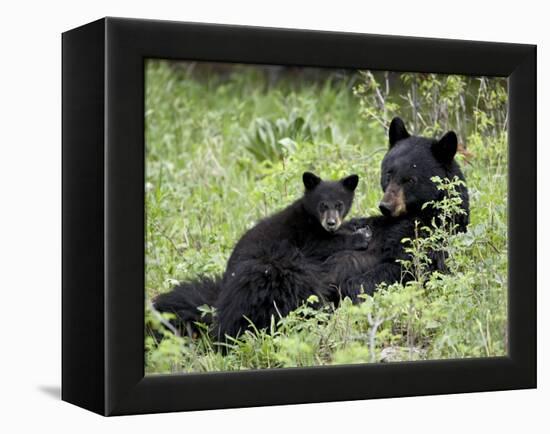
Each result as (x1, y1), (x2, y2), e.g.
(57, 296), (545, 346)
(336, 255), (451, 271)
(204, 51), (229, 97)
(321, 209), (342, 232)
(380, 183), (407, 217)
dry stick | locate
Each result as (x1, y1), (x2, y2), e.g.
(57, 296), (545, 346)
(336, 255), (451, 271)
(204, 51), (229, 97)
(456, 101), (464, 144)
(207, 147), (227, 177)
(367, 312), (385, 363)
(412, 76), (418, 134)
(382, 72), (390, 122)
(365, 109), (389, 130)
(407, 299), (415, 360)
(374, 82), (386, 108)
(359, 147), (388, 163)
(418, 112), (430, 131)
(474, 77), (486, 135)
(402, 92), (417, 133)
(432, 86), (439, 129)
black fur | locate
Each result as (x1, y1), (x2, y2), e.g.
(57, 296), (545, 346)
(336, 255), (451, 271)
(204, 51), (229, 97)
(154, 172), (370, 339)
(325, 117), (469, 300)
(215, 241), (326, 339)
(153, 276), (221, 332)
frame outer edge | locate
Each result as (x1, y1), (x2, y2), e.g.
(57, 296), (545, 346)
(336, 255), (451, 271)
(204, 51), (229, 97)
(104, 17), (148, 415)
(62, 18), (107, 415)
(96, 17), (537, 415)
(507, 45), (537, 387)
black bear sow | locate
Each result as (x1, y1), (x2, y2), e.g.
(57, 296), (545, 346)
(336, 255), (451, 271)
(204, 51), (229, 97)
(328, 117), (469, 300)
(154, 172), (371, 340)
(379, 116), (469, 224)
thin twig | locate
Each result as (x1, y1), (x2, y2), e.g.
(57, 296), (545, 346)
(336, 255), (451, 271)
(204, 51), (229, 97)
(151, 220), (182, 253)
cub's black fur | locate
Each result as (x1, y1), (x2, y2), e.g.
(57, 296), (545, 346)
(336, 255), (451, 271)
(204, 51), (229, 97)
(152, 276), (221, 335)
(154, 172), (370, 339)
(325, 117), (469, 300)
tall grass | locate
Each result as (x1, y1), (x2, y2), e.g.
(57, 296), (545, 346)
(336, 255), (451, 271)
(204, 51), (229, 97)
(145, 60), (508, 374)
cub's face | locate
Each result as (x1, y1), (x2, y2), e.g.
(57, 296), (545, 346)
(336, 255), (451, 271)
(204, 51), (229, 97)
(302, 172), (359, 232)
(379, 117), (458, 218)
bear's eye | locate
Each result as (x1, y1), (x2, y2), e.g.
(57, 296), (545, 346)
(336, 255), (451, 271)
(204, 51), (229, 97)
(403, 177), (417, 184)
(335, 202), (343, 211)
(319, 202), (328, 211)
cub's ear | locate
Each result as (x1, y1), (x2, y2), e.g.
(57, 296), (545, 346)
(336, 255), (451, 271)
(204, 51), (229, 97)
(431, 131), (458, 164)
(341, 174), (359, 192)
(389, 117), (410, 148)
(303, 172), (322, 190)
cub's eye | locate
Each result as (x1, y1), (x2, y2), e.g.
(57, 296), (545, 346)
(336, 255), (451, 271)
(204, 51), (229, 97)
(335, 202), (343, 211)
(319, 202), (328, 211)
(403, 177), (417, 185)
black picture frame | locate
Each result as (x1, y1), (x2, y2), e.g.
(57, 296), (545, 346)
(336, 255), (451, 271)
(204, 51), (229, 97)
(62, 17), (536, 416)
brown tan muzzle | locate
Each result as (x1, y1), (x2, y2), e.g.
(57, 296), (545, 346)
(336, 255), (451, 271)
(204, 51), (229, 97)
(320, 209), (342, 233)
(379, 182), (407, 217)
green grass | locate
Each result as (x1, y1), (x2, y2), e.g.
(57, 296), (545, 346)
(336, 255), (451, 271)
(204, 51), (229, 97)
(144, 60), (508, 374)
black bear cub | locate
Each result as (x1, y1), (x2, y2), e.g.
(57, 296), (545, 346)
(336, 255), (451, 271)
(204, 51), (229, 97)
(325, 117), (469, 300)
(213, 172), (371, 339)
(154, 172), (370, 340)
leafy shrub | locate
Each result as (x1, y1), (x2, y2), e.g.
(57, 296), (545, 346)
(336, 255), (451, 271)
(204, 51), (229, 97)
(354, 71), (507, 141)
(243, 109), (313, 162)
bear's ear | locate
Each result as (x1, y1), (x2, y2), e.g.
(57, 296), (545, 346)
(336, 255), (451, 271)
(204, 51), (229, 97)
(303, 172), (322, 190)
(389, 117), (410, 148)
(341, 174), (359, 192)
(431, 131), (458, 164)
